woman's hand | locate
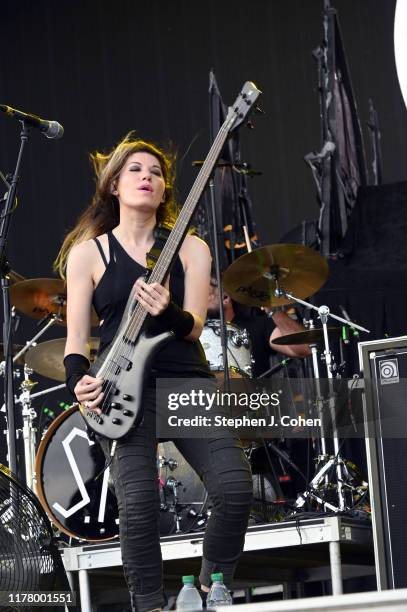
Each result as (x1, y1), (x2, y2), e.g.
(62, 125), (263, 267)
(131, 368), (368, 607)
(134, 278), (170, 316)
(75, 374), (104, 415)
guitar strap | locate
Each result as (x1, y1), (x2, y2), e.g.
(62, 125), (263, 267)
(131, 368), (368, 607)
(145, 222), (172, 275)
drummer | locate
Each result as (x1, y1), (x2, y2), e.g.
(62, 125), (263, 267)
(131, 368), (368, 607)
(207, 276), (310, 377)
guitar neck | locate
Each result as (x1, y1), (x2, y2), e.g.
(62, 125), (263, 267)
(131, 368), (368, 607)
(149, 124), (230, 285)
(113, 82), (261, 346)
(115, 124), (232, 346)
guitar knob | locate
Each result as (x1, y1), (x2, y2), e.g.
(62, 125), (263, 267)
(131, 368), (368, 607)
(112, 418), (121, 425)
(122, 394), (133, 401)
(123, 410), (133, 417)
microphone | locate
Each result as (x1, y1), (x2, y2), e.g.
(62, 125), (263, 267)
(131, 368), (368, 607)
(0, 104), (64, 139)
(339, 305), (359, 337)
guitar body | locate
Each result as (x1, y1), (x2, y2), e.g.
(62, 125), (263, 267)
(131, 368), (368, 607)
(80, 330), (174, 439)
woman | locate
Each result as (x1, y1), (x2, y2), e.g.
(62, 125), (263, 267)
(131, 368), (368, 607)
(55, 133), (253, 612)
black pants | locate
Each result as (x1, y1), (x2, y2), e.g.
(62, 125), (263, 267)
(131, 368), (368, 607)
(99, 387), (253, 611)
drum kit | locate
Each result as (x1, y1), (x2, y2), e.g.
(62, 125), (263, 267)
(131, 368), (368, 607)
(0, 243), (369, 543)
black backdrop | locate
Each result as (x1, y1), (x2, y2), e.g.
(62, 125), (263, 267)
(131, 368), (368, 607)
(1, 0), (407, 437)
(1, 0), (407, 279)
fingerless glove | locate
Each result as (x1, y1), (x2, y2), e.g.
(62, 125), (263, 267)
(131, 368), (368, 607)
(64, 353), (90, 400)
(155, 301), (195, 338)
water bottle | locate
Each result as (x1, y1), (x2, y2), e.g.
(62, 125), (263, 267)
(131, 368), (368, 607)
(176, 575), (203, 610)
(206, 572), (233, 607)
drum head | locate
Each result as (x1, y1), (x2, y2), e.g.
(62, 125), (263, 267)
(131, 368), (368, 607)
(35, 405), (119, 542)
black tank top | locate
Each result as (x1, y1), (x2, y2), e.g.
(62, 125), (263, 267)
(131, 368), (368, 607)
(92, 231), (212, 378)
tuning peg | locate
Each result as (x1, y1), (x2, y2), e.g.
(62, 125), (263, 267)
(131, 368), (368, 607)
(254, 105), (265, 115)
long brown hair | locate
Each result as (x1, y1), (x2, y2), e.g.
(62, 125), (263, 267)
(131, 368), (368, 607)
(54, 132), (178, 278)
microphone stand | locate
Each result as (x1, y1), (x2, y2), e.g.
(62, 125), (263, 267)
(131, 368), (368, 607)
(0, 122), (31, 477)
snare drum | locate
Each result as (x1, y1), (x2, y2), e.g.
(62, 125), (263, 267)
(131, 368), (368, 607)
(201, 319), (253, 378)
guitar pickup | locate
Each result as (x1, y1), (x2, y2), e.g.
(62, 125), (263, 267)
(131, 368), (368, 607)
(111, 355), (133, 372)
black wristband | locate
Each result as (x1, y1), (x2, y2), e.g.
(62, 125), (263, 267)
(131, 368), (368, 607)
(64, 353), (90, 400)
(156, 301), (195, 339)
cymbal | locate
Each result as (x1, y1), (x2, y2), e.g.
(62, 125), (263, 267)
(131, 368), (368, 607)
(222, 244), (329, 308)
(10, 278), (99, 327)
(25, 337), (100, 382)
(272, 327), (341, 346)
(0, 343), (25, 365)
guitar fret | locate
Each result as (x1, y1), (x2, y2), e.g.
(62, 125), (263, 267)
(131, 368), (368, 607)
(111, 94), (256, 347)
(89, 81), (261, 437)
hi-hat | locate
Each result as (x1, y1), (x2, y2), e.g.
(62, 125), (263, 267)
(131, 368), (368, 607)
(25, 337), (100, 382)
(223, 244), (329, 308)
(10, 278), (99, 327)
(272, 327), (341, 346)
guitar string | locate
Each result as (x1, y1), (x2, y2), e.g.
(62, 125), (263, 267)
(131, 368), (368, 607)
(93, 100), (254, 420)
(96, 124), (229, 415)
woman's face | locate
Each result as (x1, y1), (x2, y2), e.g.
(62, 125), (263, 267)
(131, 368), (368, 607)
(113, 151), (166, 213)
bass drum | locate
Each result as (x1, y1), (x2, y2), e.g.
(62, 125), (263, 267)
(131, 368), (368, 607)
(35, 405), (119, 542)
(158, 441), (208, 536)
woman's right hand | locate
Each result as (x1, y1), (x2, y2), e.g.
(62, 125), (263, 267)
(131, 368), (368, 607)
(74, 374), (104, 415)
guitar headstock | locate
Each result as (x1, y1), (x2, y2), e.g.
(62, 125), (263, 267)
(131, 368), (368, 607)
(225, 81), (262, 132)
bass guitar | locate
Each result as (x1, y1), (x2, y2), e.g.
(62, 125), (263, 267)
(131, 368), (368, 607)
(80, 81), (261, 439)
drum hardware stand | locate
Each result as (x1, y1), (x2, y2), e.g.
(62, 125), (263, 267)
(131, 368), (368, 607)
(268, 273), (369, 512)
(159, 455), (209, 534)
(306, 319), (330, 486)
(0, 311), (64, 378)
(159, 455), (183, 532)
(17, 365), (38, 490)
(1, 382), (66, 414)
(0, 311), (65, 487)
(165, 476), (184, 533)
(159, 455), (178, 472)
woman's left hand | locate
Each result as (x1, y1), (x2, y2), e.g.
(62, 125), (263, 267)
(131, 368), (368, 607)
(134, 278), (170, 316)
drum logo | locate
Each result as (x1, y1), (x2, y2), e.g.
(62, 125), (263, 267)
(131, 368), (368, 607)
(379, 359), (399, 385)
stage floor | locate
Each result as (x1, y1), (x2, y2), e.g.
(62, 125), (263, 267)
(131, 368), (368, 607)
(62, 514), (375, 611)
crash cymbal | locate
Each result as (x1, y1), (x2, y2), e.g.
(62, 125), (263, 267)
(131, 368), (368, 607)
(223, 244), (329, 308)
(25, 337), (100, 382)
(0, 343), (25, 365)
(10, 278), (99, 327)
(272, 327), (341, 346)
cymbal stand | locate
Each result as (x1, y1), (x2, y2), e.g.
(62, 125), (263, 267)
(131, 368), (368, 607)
(307, 321), (329, 488)
(18, 364), (37, 490)
(0, 312), (63, 377)
(274, 284), (369, 511)
(0, 311), (64, 489)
